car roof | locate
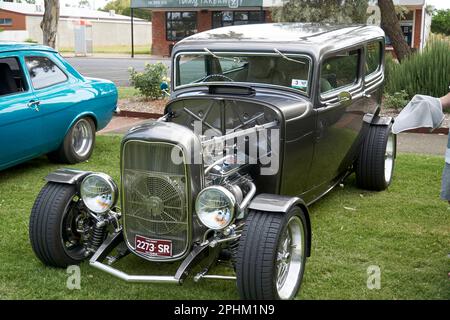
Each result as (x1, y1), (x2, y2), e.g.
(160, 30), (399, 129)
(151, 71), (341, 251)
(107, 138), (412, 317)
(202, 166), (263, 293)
(0, 42), (57, 54)
(173, 23), (385, 57)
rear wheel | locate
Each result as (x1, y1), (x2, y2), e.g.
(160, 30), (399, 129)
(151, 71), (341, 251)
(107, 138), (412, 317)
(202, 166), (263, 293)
(29, 182), (93, 268)
(48, 117), (95, 164)
(236, 207), (308, 300)
(356, 125), (396, 191)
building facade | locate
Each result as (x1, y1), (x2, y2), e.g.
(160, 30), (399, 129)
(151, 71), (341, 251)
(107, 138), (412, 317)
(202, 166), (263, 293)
(0, 1), (152, 50)
(131, 0), (280, 56)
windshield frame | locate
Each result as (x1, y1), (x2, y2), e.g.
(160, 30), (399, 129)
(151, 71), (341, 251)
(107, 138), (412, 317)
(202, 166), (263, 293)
(173, 51), (313, 97)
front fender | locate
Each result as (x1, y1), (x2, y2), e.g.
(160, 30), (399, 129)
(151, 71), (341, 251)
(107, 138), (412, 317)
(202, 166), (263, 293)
(248, 193), (312, 257)
(45, 168), (92, 185)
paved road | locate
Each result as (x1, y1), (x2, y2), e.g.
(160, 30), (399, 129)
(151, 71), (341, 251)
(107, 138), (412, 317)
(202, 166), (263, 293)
(65, 57), (170, 87)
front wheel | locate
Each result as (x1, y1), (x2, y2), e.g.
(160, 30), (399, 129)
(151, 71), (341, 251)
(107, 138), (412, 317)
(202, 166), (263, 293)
(29, 182), (94, 268)
(236, 207), (308, 300)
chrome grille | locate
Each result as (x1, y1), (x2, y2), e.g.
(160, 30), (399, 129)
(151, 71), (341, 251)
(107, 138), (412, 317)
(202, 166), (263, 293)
(122, 141), (189, 260)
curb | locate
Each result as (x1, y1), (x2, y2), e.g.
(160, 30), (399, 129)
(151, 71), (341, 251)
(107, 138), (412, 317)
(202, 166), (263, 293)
(116, 112), (450, 135)
(117, 110), (162, 119)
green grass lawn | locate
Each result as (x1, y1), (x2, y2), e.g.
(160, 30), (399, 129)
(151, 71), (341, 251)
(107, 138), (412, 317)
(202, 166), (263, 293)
(118, 86), (140, 99)
(0, 135), (449, 299)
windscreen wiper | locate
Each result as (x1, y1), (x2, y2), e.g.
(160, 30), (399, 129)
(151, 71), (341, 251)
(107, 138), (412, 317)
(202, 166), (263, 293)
(203, 48), (241, 63)
(274, 48), (305, 65)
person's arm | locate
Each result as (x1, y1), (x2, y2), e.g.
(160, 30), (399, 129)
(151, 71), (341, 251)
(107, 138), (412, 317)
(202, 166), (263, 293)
(440, 92), (450, 109)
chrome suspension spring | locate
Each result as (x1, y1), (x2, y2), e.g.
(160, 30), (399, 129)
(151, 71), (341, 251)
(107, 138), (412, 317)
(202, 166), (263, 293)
(89, 224), (107, 251)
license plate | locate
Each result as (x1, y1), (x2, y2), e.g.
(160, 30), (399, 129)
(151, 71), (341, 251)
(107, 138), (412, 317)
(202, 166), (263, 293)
(135, 235), (172, 257)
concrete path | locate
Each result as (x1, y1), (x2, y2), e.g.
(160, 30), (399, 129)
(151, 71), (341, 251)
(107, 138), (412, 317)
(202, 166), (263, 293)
(99, 117), (448, 156)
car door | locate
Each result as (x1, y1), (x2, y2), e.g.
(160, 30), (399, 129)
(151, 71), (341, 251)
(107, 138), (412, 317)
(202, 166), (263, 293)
(0, 53), (43, 169)
(23, 53), (76, 152)
(307, 47), (365, 199)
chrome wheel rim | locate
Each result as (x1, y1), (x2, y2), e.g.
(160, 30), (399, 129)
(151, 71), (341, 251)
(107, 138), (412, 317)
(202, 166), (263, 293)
(384, 133), (395, 184)
(276, 216), (305, 300)
(72, 119), (93, 157)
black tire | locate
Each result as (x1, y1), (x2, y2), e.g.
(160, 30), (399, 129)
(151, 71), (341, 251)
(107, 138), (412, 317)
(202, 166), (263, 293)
(236, 207), (308, 300)
(48, 117), (96, 164)
(29, 182), (90, 268)
(356, 124), (396, 191)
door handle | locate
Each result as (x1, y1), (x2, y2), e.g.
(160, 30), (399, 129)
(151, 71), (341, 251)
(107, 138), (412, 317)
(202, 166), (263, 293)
(27, 100), (40, 111)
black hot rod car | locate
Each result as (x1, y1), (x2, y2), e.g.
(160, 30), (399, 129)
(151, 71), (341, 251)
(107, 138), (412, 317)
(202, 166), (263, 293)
(29, 23), (396, 300)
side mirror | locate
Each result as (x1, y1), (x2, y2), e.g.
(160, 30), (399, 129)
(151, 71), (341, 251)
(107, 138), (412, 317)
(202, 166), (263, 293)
(160, 82), (169, 91)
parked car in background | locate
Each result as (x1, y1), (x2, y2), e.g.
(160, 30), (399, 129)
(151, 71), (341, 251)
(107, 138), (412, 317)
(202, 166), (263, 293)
(29, 24), (396, 300)
(0, 43), (118, 170)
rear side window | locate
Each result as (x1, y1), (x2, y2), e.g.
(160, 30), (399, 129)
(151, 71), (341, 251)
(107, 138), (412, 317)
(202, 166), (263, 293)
(0, 57), (28, 97)
(365, 41), (382, 78)
(320, 50), (360, 94)
(25, 56), (68, 89)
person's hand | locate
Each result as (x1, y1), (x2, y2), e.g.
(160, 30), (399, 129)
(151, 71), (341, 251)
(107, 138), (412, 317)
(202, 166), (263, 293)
(440, 91), (450, 109)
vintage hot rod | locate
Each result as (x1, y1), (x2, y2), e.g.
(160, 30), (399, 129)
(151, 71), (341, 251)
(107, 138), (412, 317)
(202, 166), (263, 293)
(29, 24), (396, 300)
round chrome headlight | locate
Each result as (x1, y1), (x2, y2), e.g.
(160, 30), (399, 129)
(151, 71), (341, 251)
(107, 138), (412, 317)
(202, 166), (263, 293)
(80, 173), (118, 214)
(195, 186), (236, 230)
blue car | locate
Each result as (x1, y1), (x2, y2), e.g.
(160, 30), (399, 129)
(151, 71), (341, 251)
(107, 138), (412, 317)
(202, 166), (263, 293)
(0, 43), (117, 170)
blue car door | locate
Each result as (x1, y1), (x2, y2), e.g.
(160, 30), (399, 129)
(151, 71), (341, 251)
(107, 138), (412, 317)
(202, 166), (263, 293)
(0, 53), (42, 169)
(23, 53), (80, 151)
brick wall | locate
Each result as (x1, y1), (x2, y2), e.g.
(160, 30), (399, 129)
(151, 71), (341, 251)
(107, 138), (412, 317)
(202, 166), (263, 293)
(413, 8), (422, 49)
(151, 9), (270, 56)
(0, 10), (26, 31)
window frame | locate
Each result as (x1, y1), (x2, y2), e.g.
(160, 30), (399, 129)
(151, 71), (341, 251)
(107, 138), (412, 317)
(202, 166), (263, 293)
(318, 47), (363, 102)
(24, 55), (69, 91)
(166, 11), (198, 42)
(0, 55), (30, 98)
(173, 51), (313, 97)
(0, 18), (13, 26)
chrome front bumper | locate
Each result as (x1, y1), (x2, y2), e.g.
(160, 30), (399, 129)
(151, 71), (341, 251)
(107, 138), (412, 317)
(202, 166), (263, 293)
(89, 231), (213, 284)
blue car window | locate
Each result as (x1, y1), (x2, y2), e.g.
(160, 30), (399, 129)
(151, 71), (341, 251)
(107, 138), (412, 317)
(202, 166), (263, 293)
(0, 57), (27, 96)
(25, 56), (68, 90)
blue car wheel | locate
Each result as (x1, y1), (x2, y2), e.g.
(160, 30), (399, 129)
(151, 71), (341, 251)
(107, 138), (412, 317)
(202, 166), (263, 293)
(48, 117), (96, 164)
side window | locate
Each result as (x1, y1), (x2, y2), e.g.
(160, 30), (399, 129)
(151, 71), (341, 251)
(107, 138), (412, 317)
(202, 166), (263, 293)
(365, 41), (382, 78)
(0, 57), (28, 97)
(320, 49), (360, 94)
(25, 56), (68, 90)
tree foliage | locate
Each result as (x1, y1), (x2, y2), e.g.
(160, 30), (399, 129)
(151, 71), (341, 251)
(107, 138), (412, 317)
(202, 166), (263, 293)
(272, 0), (369, 24)
(101, 0), (152, 21)
(431, 9), (450, 36)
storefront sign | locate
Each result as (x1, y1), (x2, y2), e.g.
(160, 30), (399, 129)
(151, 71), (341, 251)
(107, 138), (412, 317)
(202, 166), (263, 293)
(131, 0), (264, 9)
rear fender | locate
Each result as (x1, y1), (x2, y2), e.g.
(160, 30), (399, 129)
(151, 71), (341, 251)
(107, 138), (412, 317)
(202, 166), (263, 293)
(248, 193), (312, 257)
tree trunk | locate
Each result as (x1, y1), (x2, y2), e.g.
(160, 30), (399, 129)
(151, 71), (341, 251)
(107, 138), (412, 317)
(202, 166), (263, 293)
(378, 0), (412, 62)
(40, 0), (60, 49)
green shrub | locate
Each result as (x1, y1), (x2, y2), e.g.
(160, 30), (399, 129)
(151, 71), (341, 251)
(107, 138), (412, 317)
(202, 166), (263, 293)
(384, 40), (450, 99)
(383, 90), (409, 110)
(129, 62), (168, 99)
(24, 38), (38, 43)
(431, 9), (450, 36)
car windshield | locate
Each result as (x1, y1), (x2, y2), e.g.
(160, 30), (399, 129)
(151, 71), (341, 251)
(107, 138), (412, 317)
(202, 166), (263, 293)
(175, 51), (311, 95)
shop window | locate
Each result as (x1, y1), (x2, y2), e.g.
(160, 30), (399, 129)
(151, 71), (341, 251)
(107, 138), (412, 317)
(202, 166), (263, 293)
(212, 11), (264, 29)
(0, 18), (13, 26)
(166, 12), (197, 41)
